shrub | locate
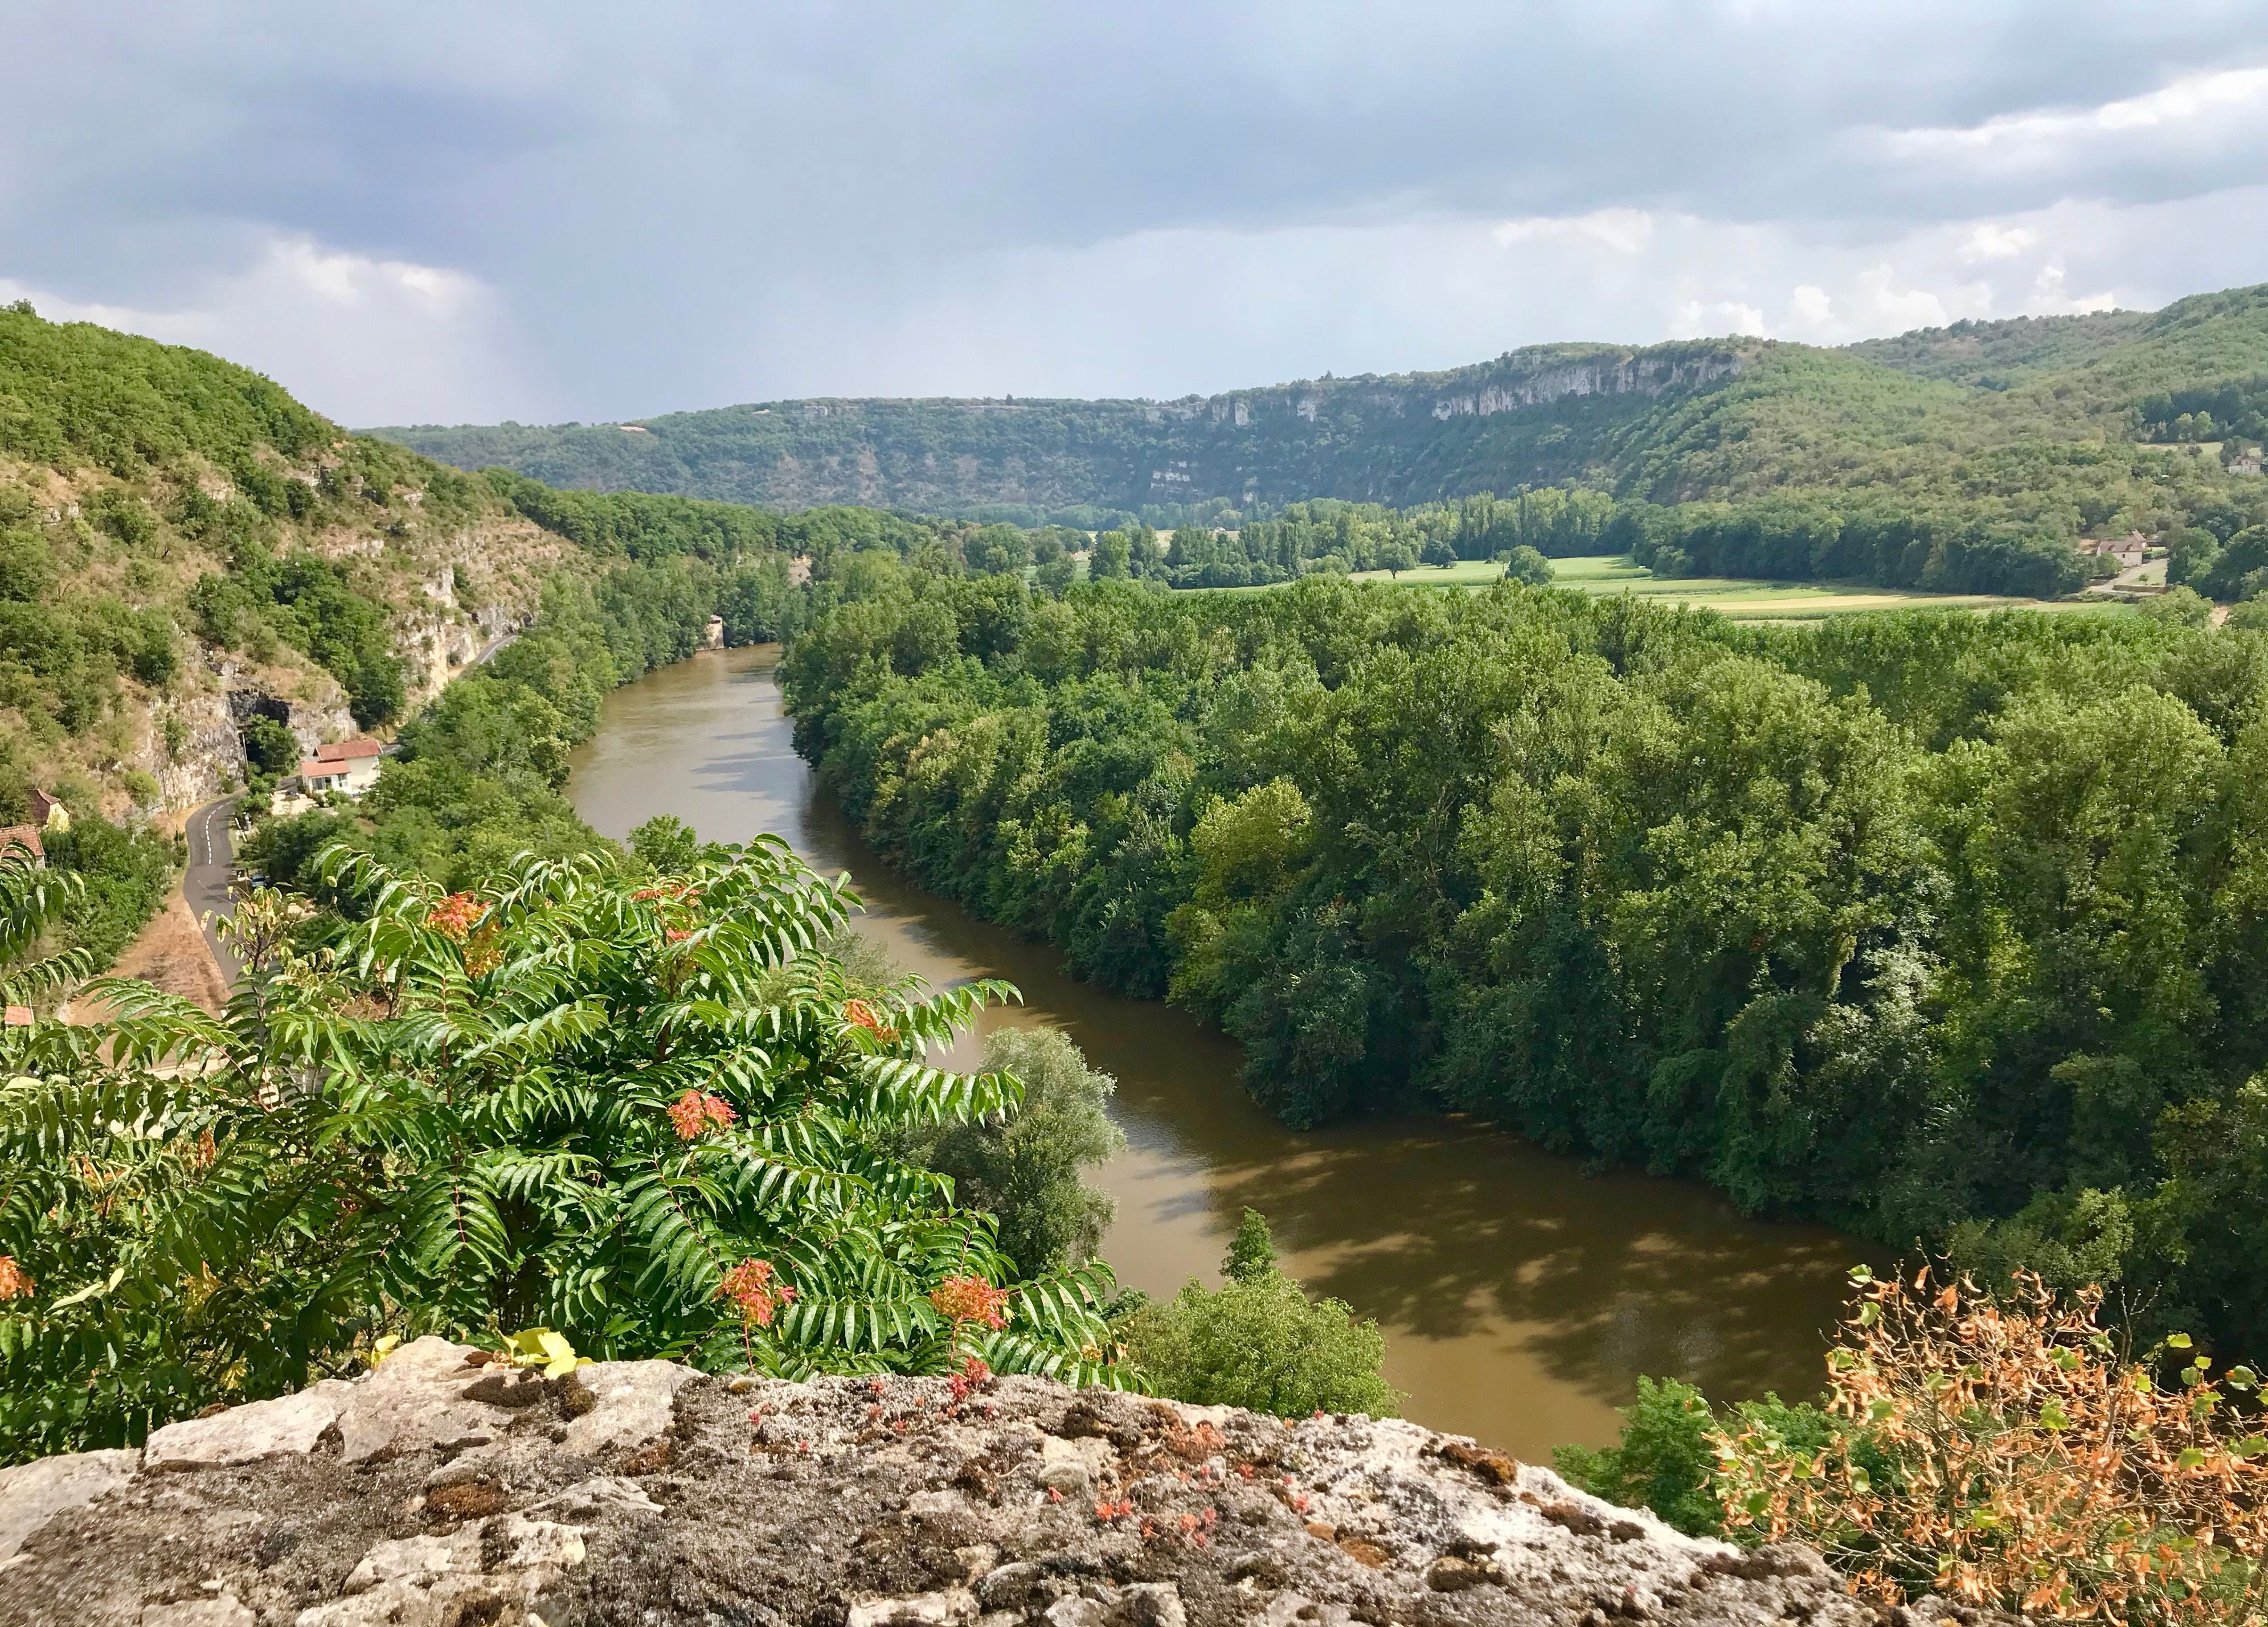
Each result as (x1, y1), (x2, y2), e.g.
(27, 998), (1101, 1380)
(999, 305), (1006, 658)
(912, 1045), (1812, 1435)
(0, 528), (54, 601)
(85, 489), (158, 550)
(1117, 1209), (1400, 1419)
(1554, 1377), (1725, 1537)
(0, 843), (1125, 1461)
(1715, 1267), (2268, 1621)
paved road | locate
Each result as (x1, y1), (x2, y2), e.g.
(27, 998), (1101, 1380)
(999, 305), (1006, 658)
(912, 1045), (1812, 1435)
(183, 794), (243, 984)
(177, 629), (518, 991)
(470, 627), (519, 667)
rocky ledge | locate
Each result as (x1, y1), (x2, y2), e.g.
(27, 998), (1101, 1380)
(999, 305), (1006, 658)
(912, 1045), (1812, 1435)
(0, 1338), (2013, 1626)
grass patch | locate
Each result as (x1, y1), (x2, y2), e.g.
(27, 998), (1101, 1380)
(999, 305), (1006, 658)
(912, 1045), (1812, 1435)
(1339, 555), (2122, 620)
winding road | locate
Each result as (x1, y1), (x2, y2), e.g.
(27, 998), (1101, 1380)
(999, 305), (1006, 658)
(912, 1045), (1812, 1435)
(183, 794), (243, 983)
(177, 624), (521, 990)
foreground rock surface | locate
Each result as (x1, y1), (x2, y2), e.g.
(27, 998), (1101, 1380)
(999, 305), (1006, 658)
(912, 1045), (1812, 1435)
(0, 1338), (2016, 1625)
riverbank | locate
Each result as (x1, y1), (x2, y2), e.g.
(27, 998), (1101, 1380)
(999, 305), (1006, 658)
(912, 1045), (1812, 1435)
(565, 644), (1866, 1459)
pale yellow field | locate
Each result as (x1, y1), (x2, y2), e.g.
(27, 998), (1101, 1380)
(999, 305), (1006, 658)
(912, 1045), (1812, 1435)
(1340, 554), (2118, 620)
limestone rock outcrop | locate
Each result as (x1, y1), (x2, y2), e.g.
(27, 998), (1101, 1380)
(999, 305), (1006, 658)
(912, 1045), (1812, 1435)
(0, 1338), (2017, 1625)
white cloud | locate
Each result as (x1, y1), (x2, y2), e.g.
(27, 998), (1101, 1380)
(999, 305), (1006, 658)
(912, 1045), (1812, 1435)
(1959, 223), (2036, 261)
(2030, 263), (2118, 315)
(1874, 64), (2268, 187)
(1673, 298), (1767, 338)
(10, 186), (2224, 418)
(264, 239), (482, 313)
(1493, 208), (1655, 255)
(0, 236), (523, 424)
(1848, 264), (1952, 330)
(6, 7), (2268, 417)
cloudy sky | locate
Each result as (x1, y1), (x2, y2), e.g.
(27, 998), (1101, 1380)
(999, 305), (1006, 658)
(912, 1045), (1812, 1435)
(6, 3), (2266, 425)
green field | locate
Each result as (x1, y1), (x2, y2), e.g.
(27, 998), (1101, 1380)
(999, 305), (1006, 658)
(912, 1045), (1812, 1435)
(1344, 555), (2120, 620)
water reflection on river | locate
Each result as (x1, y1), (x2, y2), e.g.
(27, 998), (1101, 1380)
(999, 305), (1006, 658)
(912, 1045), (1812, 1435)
(567, 645), (1866, 1460)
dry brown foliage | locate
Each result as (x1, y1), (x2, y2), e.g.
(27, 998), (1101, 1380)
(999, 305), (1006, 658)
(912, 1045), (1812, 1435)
(1714, 1267), (2268, 1621)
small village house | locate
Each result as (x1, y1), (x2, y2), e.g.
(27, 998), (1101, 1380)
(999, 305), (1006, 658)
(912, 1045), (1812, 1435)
(27, 787), (67, 831)
(296, 738), (384, 798)
(2078, 531), (2152, 571)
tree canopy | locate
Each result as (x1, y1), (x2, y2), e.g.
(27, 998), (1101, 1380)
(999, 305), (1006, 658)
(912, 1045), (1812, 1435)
(783, 559), (2268, 1359)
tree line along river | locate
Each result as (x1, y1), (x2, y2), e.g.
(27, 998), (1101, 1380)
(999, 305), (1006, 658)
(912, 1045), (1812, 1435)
(565, 645), (1867, 1461)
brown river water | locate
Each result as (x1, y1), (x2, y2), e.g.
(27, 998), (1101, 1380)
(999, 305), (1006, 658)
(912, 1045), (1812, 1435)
(567, 645), (1867, 1460)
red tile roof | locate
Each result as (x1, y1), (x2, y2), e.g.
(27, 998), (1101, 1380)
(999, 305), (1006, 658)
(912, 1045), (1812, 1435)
(0, 825), (44, 862)
(3, 1006), (31, 1027)
(315, 739), (382, 762)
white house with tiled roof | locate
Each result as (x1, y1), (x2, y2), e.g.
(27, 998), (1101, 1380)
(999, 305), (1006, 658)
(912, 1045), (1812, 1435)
(297, 738), (383, 798)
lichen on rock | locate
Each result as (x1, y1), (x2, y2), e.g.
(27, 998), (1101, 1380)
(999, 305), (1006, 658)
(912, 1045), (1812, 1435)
(0, 1337), (2021, 1625)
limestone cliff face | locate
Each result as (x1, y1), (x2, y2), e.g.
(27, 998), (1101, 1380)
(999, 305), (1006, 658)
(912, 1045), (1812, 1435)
(379, 339), (1762, 517)
(0, 1338), (2016, 1626)
(1188, 342), (1751, 431)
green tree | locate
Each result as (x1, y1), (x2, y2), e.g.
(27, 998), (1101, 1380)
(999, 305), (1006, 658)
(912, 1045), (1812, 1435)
(2139, 584), (2214, 626)
(2168, 526), (2223, 589)
(628, 813), (705, 872)
(0, 529), (54, 602)
(1223, 1207), (1276, 1284)
(1117, 1208), (1399, 1419)
(903, 1027), (1125, 1274)
(1091, 531), (1131, 580)
(1034, 555), (1078, 599)
(1553, 1378), (1724, 1536)
(1500, 544), (1553, 586)
(240, 715), (298, 780)
(42, 816), (178, 974)
(0, 843), (1126, 1461)
(783, 555), (2268, 1356)
(968, 523), (1030, 576)
(1127, 526), (1167, 580)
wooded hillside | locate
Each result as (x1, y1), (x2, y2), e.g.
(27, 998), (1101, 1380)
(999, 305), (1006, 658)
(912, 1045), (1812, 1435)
(374, 284), (2268, 536)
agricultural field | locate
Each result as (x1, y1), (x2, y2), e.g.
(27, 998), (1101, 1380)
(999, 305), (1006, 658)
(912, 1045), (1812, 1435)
(1345, 554), (2122, 620)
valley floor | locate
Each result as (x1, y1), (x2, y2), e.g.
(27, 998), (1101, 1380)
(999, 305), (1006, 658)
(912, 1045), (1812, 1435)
(1344, 553), (2128, 621)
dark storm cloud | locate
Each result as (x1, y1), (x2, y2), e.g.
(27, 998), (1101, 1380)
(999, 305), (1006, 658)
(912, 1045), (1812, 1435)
(5, 1), (2264, 421)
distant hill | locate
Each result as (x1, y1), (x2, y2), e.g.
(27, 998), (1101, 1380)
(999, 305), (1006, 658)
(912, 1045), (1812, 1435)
(0, 306), (924, 977)
(370, 282), (2268, 522)
(1843, 309), (2154, 388)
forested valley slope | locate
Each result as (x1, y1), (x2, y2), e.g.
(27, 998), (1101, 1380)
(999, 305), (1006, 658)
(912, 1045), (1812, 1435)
(0, 304), (977, 970)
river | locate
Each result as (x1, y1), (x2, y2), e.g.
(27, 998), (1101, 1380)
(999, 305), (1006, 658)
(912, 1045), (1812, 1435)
(567, 645), (1866, 1461)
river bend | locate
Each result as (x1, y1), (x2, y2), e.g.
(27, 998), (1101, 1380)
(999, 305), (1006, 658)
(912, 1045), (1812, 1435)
(566, 645), (1864, 1459)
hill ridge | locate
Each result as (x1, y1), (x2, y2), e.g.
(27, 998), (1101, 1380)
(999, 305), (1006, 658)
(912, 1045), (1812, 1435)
(366, 284), (2268, 522)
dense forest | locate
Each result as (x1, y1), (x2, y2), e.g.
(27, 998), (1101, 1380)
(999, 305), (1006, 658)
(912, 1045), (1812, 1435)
(1074, 469), (2268, 600)
(376, 282), (2268, 599)
(782, 560), (2268, 1360)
